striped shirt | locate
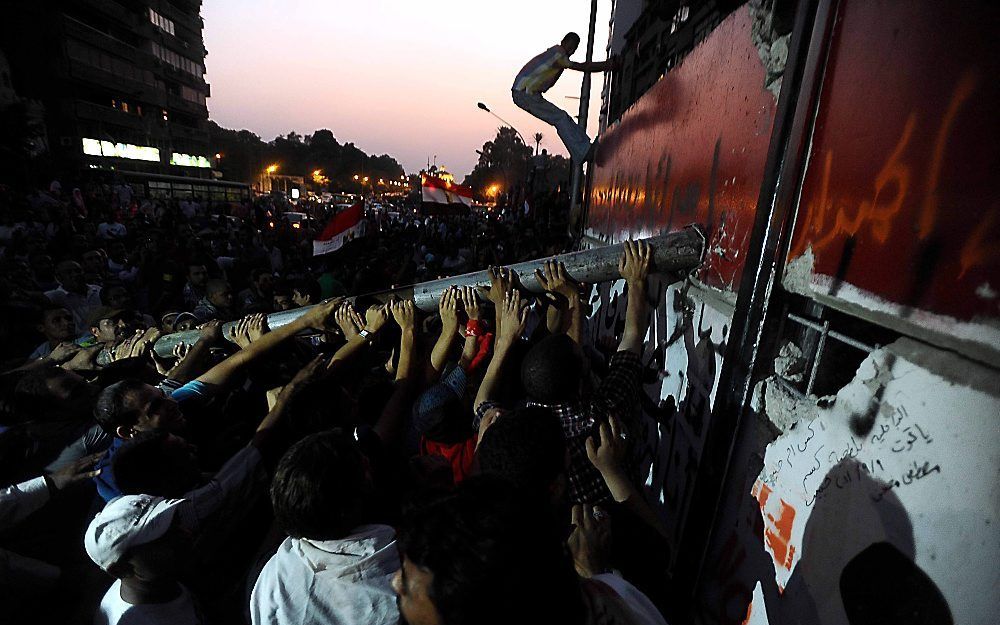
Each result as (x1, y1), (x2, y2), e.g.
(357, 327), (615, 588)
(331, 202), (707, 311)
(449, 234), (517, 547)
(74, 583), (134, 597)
(513, 45), (570, 94)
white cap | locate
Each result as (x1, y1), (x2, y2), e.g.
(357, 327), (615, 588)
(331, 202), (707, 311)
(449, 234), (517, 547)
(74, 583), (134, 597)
(85, 495), (184, 571)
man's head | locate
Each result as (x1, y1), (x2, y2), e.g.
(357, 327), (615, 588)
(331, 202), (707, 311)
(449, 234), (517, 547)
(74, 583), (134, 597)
(520, 334), (583, 404)
(113, 430), (201, 498)
(88, 306), (131, 344)
(14, 367), (99, 421)
(270, 429), (374, 541)
(187, 263), (208, 287)
(291, 278), (321, 307)
(205, 279), (234, 310)
(37, 304), (76, 343)
(94, 379), (186, 439)
(394, 478), (582, 625)
(85, 494), (191, 581)
(561, 32), (581, 55)
(272, 285), (294, 312)
(161, 311), (199, 333)
(81, 249), (106, 276)
(29, 252), (54, 281)
(101, 283), (133, 310)
(250, 269), (274, 297)
(476, 406), (568, 503)
(55, 260), (86, 292)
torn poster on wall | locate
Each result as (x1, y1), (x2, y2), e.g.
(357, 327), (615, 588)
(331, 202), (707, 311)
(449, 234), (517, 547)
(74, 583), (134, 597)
(753, 341), (999, 624)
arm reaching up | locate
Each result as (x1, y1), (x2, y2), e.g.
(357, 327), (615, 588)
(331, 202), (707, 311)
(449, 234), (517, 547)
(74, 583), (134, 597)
(536, 259), (583, 345)
(374, 300), (420, 445)
(474, 290), (527, 414)
(617, 240), (652, 354)
(585, 415), (669, 540)
(430, 287), (459, 378)
(196, 298), (343, 388)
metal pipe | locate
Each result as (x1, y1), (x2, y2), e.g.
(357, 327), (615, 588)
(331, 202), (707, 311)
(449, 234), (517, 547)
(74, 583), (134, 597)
(569, 0), (600, 224)
(153, 227), (705, 356)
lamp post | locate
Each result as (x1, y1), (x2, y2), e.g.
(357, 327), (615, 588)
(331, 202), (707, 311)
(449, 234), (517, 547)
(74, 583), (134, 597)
(477, 102), (527, 146)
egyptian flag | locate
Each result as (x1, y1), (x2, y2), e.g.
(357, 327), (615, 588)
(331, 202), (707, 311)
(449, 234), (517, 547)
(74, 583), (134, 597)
(421, 175), (473, 214)
(313, 201), (366, 256)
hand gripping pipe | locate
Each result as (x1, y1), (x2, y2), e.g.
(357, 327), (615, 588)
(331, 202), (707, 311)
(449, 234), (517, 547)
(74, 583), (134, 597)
(152, 226), (705, 356)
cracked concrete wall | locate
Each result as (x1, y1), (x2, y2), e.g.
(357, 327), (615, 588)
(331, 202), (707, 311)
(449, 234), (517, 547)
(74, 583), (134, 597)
(695, 337), (1000, 625)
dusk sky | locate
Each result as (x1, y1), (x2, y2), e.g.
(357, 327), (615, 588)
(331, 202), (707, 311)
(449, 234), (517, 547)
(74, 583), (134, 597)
(202, 0), (611, 179)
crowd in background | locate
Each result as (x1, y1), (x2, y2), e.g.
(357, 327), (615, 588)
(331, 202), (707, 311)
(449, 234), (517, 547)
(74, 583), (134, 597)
(0, 177), (672, 625)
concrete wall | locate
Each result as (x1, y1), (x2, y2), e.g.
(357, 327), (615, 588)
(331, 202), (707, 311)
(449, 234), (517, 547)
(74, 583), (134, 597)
(587, 1), (1000, 623)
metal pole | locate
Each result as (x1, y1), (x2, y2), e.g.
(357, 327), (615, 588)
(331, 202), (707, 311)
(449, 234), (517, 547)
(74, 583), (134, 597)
(569, 0), (599, 231)
(152, 226), (705, 356)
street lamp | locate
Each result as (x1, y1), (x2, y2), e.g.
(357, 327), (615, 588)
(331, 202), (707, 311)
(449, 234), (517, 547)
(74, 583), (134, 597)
(477, 102), (526, 146)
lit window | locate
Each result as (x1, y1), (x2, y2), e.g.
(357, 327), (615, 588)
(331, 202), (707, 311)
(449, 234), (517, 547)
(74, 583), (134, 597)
(149, 8), (175, 36)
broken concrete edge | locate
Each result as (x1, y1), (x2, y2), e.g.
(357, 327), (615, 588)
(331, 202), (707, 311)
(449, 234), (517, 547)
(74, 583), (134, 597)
(783, 246), (1000, 370)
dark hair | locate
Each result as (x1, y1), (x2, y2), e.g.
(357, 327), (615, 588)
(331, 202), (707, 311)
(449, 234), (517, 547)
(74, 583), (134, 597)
(113, 430), (170, 496)
(94, 379), (147, 434)
(397, 477), (582, 625)
(563, 32), (581, 46)
(520, 334), (582, 404)
(291, 278), (321, 304)
(476, 406), (566, 495)
(271, 280), (291, 299)
(270, 429), (370, 540)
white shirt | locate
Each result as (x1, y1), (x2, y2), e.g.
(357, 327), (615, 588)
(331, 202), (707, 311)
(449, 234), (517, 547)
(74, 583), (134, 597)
(593, 573), (668, 625)
(251, 524), (400, 625)
(95, 580), (204, 625)
(97, 222), (127, 240)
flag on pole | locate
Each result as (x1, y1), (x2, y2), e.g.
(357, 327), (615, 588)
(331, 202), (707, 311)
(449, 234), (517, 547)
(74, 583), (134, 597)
(421, 175), (473, 211)
(313, 201), (366, 256)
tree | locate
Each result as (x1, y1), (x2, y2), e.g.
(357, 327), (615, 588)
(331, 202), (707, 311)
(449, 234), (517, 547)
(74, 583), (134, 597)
(533, 132), (543, 156)
(462, 126), (532, 202)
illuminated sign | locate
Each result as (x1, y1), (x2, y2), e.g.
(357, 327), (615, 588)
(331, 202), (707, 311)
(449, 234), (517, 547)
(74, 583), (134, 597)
(291, 188), (300, 199)
(170, 152), (212, 168)
(82, 138), (160, 162)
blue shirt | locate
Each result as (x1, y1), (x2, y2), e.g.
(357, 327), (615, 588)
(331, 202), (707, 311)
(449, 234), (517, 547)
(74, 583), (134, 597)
(94, 380), (213, 502)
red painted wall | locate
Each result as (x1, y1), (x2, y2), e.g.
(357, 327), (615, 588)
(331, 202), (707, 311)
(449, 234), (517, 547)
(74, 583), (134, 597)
(786, 0), (1000, 325)
(588, 7), (777, 292)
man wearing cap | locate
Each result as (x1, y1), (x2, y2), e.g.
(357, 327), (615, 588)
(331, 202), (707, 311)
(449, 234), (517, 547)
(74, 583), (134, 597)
(87, 306), (138, 367)
(85, 494), (206, 625)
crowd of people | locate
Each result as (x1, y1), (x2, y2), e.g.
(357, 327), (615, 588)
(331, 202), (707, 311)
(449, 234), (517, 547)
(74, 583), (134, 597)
(0, 178), (672, 625)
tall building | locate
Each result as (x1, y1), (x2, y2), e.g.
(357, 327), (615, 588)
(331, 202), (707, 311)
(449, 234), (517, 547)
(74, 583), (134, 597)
(1, 0), (215, 181)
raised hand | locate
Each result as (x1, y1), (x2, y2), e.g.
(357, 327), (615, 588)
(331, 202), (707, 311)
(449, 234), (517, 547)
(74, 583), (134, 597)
(568, 503), (612, 578)
(334, 303), (363, 339)
(47, 452), (103, 491)
(496, 289), (529, 347)
(535, 259), (579, 301)
(298, 297), (346, 331)
(459, 285), (480, 321)
(229, 316), (253, 349)
(391, 299), (417, 332)
(111, 329), (144, 362)
(48, 341), (81, 364)
(439, 287), (459, 330)
(198, 320), (224, 344)
(585, 415), (628, 478)
(62, 344), (103, 373)
(246, 313), (269, 342)
(482, 266), (520, 306)
(364, 303), (391, 334)
(618, 239), (652, 285)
